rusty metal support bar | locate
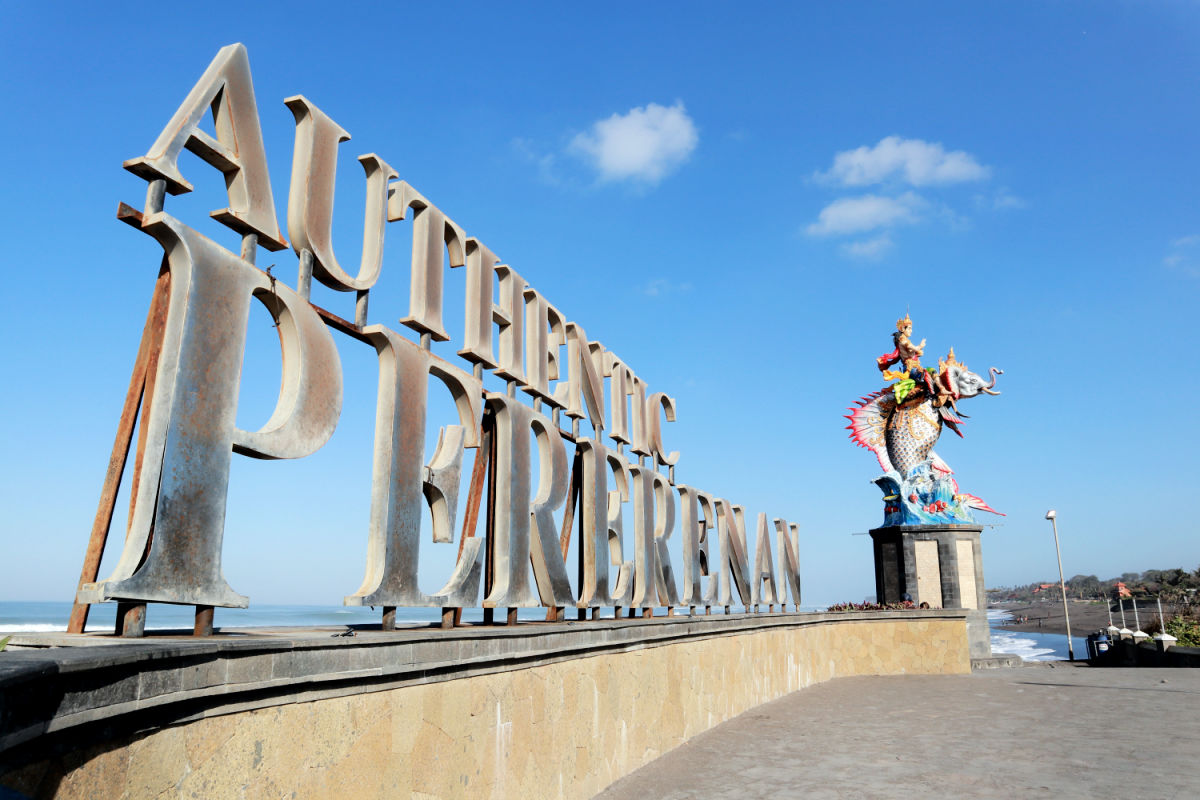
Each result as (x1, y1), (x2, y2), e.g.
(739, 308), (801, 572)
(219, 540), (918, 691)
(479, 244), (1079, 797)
(312, 304), (369, 343)
(194, 605), (214, 636)
(117, 602), (146, 637)
(297, 248), (313, 300)
(145, 179), (166, 215)
(240, 233), (257, 265)
(559, 451), (580, 561)
(441, 607), (454, 629)
(454, 414), (492, 627)
(382, 606), (396, 631)
(576, 452), (586, 620)
(355, 289), (370, 327)
(67, 269), (171, 634)
(483, 408), (498, 626)
(126, 282), (169, 533)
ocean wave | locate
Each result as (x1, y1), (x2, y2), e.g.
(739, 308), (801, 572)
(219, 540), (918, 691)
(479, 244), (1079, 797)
(0, 624), (69, 633)
(988, 610), (1089, 662)
(989, 608), (1060, 660)
(0, 623), (201, 634)
(990, 628), (1061, 661)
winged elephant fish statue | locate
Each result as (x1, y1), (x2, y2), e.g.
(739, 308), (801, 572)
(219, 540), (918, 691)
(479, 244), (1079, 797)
(846, 313), (1005, 526)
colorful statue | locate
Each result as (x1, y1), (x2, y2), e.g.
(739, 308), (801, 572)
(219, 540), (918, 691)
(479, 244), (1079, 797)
(847, 314), (1004, 526)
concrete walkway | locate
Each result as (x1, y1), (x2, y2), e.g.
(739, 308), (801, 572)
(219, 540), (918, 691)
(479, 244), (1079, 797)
(595, 663), (1200, 799)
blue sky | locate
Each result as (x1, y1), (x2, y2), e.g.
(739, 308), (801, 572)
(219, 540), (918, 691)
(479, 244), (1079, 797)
(2, 2), (1198, 609)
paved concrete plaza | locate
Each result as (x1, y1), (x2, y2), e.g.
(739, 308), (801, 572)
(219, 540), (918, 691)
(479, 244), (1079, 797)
(596, 663), (1200, 799)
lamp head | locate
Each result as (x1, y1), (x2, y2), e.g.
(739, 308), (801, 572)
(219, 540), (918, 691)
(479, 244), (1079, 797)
(1045, 509), (1057, 520)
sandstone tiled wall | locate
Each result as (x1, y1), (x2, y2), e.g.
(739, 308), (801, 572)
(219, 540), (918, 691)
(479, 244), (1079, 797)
(5, 618), (968, 799)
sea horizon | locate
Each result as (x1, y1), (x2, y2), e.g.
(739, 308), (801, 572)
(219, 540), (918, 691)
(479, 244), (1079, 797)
(3, 602), (1079, 662)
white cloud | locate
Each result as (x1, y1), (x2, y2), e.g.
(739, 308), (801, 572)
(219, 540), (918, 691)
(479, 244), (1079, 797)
(817, 136), (990, 187)
(643, 278), (693, 297)
(512, 137), (559, 185)
(570, 101), (698, 183)
(806, 192), (925, 236)
(1165, 235), (1200, 278)
(992, 189), (1025, 210)
(840, 234), (893, 260)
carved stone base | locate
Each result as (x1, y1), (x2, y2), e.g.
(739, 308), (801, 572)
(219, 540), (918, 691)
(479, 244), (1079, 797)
(870, 524), (991, 658)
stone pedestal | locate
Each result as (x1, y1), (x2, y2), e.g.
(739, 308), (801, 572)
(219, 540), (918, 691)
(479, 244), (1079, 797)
(870, 524), (991, 659)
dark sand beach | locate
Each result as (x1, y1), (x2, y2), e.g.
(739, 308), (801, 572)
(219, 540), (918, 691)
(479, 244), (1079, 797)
(994, 599), (1167, 637)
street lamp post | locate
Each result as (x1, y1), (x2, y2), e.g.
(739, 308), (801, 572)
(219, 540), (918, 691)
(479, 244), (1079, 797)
(1045, 510), (1075, 661)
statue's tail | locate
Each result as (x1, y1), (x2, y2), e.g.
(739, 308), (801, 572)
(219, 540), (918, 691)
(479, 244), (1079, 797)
(845, 390), (894, 473)
(958, 494), (1005, 516)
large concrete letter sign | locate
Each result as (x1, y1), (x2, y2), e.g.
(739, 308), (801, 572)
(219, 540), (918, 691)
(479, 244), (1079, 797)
(651, 471), (680, 606)
(646, 392), (679, 467)
(457, 239), (500, 368)
(751, 512), (778, 607)
(522, 289), (566, 406)
(774, 519), (802, 608)
(716, 500), (752, 607)
(698, 494), (721, 606)
(346, 329), (483, 608)
(123, 44), (287, 251)
(605, 450), (635, 607)
(82, 214), (341, 608)
(84, 44), (807, 628)
(492, 265), (527, 383)
(558, 324), (605, 429)
(676, 485), (705, 606)
(388, 181), (466, 342)
(628, 463), (659, 610)
(285, 96), (398, 293)
(528, 414), (574, 607)
(575, 438), (612, 607)
(483, 394), (572, 608)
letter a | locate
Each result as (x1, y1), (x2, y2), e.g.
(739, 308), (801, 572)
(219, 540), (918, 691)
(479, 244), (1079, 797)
(124, 44), (287, 250)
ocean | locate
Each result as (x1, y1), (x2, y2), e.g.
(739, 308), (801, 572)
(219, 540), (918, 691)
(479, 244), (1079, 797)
(0, 601), (820, 633)
(987, 609), (1088, 661)
(0, 601), (452, 633)
(1, 603), (1084, 663)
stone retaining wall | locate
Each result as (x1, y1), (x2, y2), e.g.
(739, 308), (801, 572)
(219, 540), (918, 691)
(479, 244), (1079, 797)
(1, 610), (970, 799)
